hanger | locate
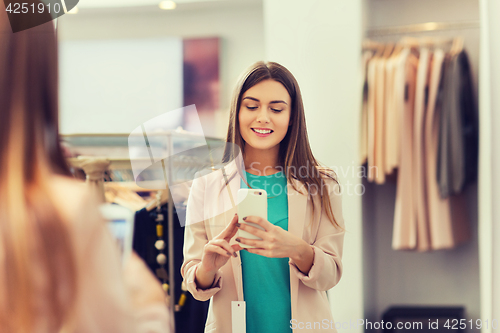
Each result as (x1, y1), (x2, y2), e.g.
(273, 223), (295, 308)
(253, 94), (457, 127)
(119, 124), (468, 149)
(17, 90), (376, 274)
(391, 42), (404, 57)
(399, 36), (419, 47)
(382, 42), (395, 58)
(362, 39), (383, 51)
(396, 36), (419, 57)
(449, 36), (464, 56)
(372, 41), (385, 58)
(398, 36), (452, 50)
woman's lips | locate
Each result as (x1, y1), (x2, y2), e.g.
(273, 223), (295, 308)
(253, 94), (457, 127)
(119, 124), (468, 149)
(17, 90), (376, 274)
(251, 128), (273, 137)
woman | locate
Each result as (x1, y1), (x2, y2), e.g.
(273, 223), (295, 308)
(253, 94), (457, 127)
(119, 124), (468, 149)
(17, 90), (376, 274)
(181, 61), (345, 332)
(0, 6), (169, 333)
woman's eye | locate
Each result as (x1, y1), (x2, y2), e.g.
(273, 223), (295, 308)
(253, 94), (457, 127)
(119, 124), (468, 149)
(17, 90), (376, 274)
(271, 109), (283, 113)
(246, 106), (258, 110)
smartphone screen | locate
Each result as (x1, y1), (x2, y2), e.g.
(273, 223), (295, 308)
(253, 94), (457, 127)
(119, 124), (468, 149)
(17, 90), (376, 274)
(237, 188), (267, 248)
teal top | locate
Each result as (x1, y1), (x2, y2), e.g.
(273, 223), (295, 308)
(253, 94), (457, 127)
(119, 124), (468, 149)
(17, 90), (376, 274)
(239, 170), (292, 333)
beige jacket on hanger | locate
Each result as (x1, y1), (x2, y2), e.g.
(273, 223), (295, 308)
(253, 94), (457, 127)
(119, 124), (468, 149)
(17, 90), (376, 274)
(384, 52), (397, 174)
(394, 48), (410, 171)
(360, 50), (374, 165)
(374, 56), (387, 184)
(385, 48), (410, 174)
(425, 49), (470, 249)
(393, 49), (418, 250)
(413, 47), (431, 251)
(367, 56), (378, 182)
(367, 53), (389, 183)
(181, 160), (345, 333)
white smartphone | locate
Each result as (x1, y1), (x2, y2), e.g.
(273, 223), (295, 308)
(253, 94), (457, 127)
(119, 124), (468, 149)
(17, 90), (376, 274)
(99, 203), (135, 265)
(237, 188), (267, 249)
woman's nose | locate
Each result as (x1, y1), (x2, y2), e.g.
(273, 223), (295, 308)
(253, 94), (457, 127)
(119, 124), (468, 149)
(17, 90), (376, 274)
(256, 108), (270, 123)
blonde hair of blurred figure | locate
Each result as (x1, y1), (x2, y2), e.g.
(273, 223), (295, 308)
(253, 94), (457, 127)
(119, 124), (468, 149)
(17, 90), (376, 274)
(0, 5), (77, 333)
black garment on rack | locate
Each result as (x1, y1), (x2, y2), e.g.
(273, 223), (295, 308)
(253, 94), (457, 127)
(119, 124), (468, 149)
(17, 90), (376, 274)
(133, 205), (208, 333)
(436, 50), (479, 198)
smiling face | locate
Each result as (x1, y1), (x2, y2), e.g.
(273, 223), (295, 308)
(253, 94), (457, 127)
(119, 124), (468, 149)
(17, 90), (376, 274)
(238, 79), (292, 156)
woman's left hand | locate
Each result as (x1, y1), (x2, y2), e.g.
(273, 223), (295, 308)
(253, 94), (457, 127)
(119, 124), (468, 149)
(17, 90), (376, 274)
(235, 216), (306, 260)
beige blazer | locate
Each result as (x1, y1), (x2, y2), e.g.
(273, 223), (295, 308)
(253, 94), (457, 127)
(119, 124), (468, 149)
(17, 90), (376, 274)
(393, 50), (418, 250)
(181, 160), (345, 333)
(413, 47), (431, 251)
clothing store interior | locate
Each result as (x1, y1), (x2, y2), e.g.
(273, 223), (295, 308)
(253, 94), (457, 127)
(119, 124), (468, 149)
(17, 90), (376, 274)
(4, 0), (500, 332)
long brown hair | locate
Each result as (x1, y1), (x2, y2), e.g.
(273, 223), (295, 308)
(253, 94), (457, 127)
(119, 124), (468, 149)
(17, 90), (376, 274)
(223, 61), (343, 230)
(0, 5), (77, 332)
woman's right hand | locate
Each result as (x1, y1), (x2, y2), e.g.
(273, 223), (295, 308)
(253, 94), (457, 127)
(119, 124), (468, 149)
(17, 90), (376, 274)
(199, 213), (243, 274)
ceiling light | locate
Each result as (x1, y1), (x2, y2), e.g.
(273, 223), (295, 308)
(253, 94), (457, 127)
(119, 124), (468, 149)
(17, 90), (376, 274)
(159, 1), (176, 10)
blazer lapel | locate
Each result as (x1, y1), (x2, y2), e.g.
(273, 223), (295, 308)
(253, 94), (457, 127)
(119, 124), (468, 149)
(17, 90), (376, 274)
(220, 161), (245, 301)
(218, 161), (308, 309)
(287, 178), (308, 320)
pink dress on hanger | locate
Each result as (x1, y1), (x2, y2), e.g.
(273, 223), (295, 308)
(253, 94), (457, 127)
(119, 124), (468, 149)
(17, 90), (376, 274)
(413, 47), (431, 251)
(367, 55), (378, 182)
(391, 48), (410, 172)
(374, 55), (387, 184)
(361, 50), (374, 166)
(384, 52), (398, 175)
(392, 49), (418, 250)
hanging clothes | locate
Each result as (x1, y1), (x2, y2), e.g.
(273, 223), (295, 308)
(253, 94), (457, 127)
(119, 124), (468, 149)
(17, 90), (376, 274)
(390, 48), (410, 172)
(361, 50), (374, 166)
(392, 48), (418, 250)
(384, 49), (398, 174)
(436, 50), (479, 198)
(413, 47), (431, 251)
(134, 204), (208, 333)
(424, 49), (470, 250)
(363, 39), (477, 251)
(366, 49), (390, 184)
(367, 54), (378, 182)
(374, 53), (387, 184)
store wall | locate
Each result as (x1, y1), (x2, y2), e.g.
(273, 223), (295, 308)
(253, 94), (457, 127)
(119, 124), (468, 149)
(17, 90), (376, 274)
(479, 0), (500, 332)
(59, 37), (184, 134)
(57, 1), (265, 137)
(363, 0), (481, 330)
(489, 0), (500, 327)
(264, 1), (365, 332)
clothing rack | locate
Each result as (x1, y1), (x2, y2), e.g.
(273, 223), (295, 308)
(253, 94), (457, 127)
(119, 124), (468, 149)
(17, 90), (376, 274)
(62, 131), (226, 332)
(367, 20), (480, 37)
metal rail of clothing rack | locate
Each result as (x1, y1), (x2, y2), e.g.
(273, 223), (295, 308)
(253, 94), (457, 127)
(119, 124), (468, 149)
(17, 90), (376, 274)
(62, 131), (226, 332)
(366, 20), (480, 37)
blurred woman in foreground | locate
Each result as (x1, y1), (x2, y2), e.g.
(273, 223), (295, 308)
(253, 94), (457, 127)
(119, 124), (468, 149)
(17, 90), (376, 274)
(0, 4), (170, 333)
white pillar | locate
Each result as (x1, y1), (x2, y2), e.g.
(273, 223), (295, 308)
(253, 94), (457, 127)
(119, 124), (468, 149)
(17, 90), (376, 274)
(263, 1), (364, 332)
(479, 1), (500, 333)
